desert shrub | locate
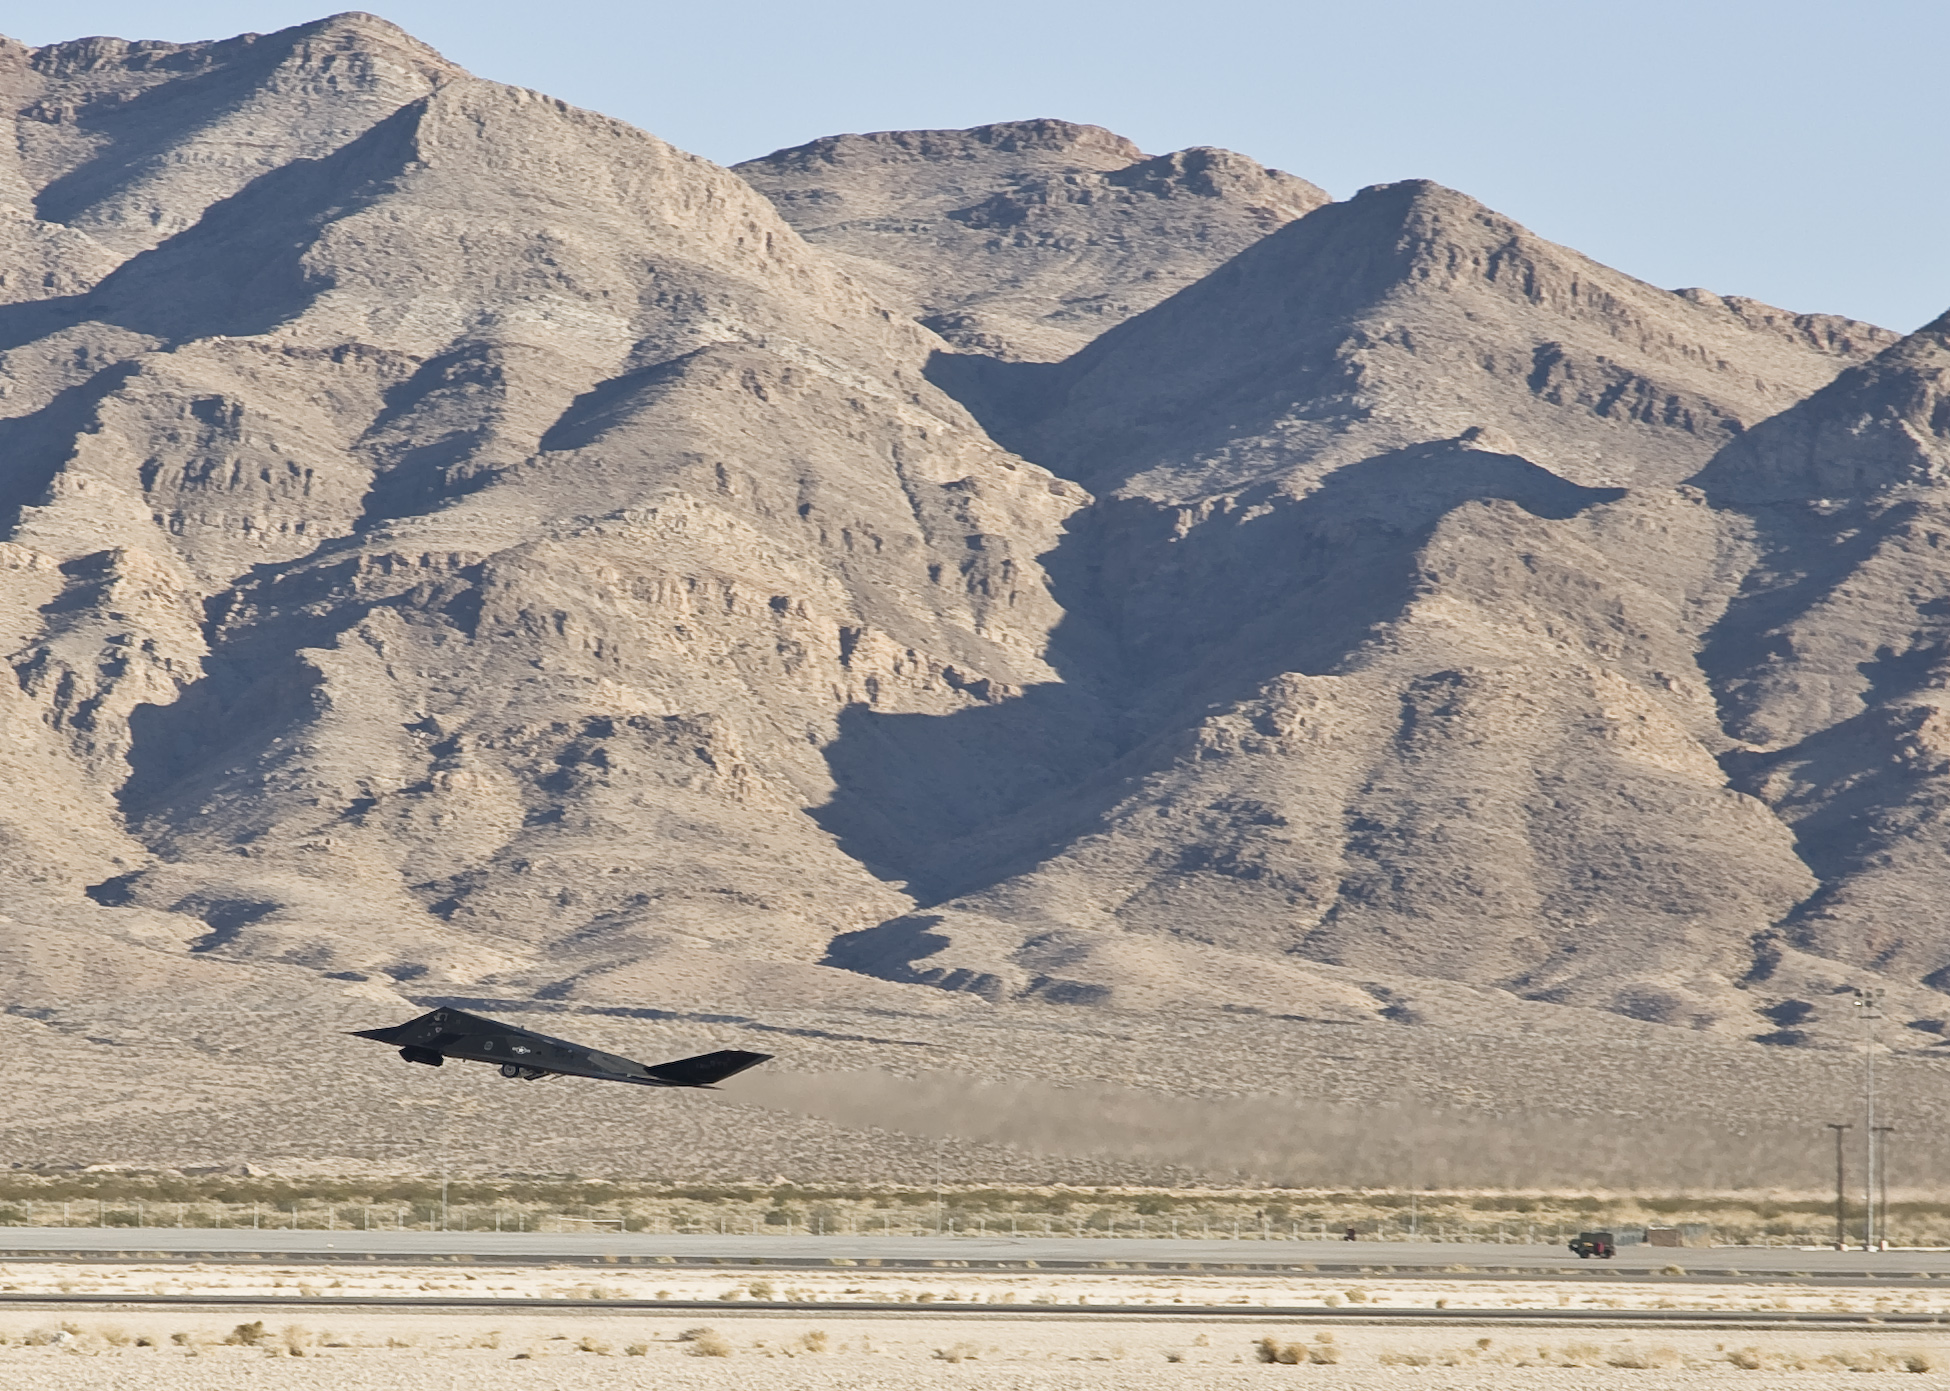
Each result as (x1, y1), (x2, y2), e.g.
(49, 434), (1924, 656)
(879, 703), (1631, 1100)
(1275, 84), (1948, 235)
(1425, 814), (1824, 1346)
(934, 1342), (981, 1363)
(225, 1321), (268, 1346)
(798, 1331), (830, 1352)
(1343, 1287), (1369, 1303)
(686, 1331), (733, 1357)
(280, 1325), (314, 1356)
(625, 1343), (648, 1356)
(746, 1278), (775, 1299)
(576, 1336), (611, 1355)
(1256, 1337), (1339, 1365)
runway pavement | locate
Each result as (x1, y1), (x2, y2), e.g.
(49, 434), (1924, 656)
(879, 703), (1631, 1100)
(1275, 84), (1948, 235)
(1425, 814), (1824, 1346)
(0, 1228), (1943, 1280)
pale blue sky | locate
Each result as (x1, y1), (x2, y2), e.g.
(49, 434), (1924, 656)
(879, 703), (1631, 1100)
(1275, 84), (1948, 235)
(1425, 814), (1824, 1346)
(11, 1), (1947, 331)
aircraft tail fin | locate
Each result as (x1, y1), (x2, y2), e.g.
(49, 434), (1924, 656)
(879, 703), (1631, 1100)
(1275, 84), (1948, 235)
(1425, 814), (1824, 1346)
(643, 1049), (771, 1087)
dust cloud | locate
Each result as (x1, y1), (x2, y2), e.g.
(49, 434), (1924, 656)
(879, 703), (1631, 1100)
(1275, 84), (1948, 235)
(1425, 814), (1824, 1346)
(722, 1068), (1843, 1192)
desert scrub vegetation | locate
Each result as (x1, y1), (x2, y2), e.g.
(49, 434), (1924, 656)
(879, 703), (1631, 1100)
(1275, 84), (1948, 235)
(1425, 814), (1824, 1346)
(1255, 1333), (1341, 1365)
(5, 1169), (1947, 1245)
(679, 1326), (732, 1358)
(1725, 1346), (1941, 1373)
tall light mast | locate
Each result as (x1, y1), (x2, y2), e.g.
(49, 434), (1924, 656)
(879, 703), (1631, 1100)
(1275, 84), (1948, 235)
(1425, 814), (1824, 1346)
(1854, 988), (1884, 1251)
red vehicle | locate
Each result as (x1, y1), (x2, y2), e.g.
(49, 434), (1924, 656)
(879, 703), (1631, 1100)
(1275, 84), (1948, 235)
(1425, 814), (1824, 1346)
(1568, 1230), (1615, 1259)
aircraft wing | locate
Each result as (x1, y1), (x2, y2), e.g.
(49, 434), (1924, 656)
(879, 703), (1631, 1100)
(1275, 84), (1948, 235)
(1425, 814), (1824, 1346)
(351, 1007), (771, 1087)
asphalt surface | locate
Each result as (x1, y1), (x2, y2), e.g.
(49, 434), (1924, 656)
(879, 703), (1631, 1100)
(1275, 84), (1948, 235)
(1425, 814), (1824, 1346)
(0, 1229), (1942, 1280)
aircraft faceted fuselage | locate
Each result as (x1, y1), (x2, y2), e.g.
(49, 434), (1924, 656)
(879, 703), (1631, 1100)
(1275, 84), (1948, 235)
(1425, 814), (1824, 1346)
(352, 1007), (771, 1088)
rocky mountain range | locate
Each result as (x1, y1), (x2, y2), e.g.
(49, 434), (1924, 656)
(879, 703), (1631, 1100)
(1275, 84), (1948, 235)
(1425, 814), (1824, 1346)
(1, 11), (1948, 1179)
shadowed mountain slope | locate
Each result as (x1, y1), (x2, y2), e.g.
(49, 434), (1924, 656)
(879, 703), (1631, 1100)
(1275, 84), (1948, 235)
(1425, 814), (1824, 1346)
(0, 14), (1079, 1014)
(978, 179), (1897, 500)
(1695, 313), (1950, 992)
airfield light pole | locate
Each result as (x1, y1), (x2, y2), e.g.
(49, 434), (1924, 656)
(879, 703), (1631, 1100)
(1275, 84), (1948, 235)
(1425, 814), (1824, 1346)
(1875, 1125), (1896, 1249)
(1855, 988), (1884, 1251)
(1825, 1123), (1851, 1249)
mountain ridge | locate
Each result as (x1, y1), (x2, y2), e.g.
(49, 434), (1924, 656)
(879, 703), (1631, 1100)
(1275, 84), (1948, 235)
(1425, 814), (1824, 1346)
(1, 13), (1949, 1181)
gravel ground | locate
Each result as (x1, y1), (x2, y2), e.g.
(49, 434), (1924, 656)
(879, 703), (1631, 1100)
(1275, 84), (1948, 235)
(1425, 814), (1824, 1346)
(1, 1263), (1949, 1391)
(1, 1314), (1948, 1389)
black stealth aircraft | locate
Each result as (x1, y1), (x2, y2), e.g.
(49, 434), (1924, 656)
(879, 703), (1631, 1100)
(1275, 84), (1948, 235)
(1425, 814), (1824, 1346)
(353, 1007), (770, 1088)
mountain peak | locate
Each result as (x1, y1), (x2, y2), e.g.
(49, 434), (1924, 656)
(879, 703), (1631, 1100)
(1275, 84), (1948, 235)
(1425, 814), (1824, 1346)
(985, 179), (1897, 496)
(739, 120), (1326, 361)
(1696, 316), (1950, 507)
(754, 118), (1146, 175)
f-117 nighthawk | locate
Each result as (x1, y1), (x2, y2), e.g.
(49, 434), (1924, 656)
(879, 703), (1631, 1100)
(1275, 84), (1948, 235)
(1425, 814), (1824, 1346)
(352, 1007), (771, 1088)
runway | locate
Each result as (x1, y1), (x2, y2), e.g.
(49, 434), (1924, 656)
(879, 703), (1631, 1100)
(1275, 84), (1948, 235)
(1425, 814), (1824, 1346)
(0, 1229), (1942, 1281)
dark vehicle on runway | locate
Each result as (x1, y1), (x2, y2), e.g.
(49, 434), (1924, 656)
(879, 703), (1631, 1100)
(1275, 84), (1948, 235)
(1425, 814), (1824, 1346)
(1569, 1230), (1616, 1259)
(353, 1006), (770, 1088)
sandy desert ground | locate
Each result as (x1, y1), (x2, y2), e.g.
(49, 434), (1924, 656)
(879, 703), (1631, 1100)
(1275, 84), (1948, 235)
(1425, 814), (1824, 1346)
(0, 1310), (1945, 1390)
(3, 1264), (1949, 1388)
(4, 1261), (1950, 1317)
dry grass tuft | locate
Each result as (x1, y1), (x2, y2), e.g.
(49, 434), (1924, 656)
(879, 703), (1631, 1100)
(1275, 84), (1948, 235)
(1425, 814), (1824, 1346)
(1254, 1336), (1340, 1365)
(934, 1341), (982, 1363)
